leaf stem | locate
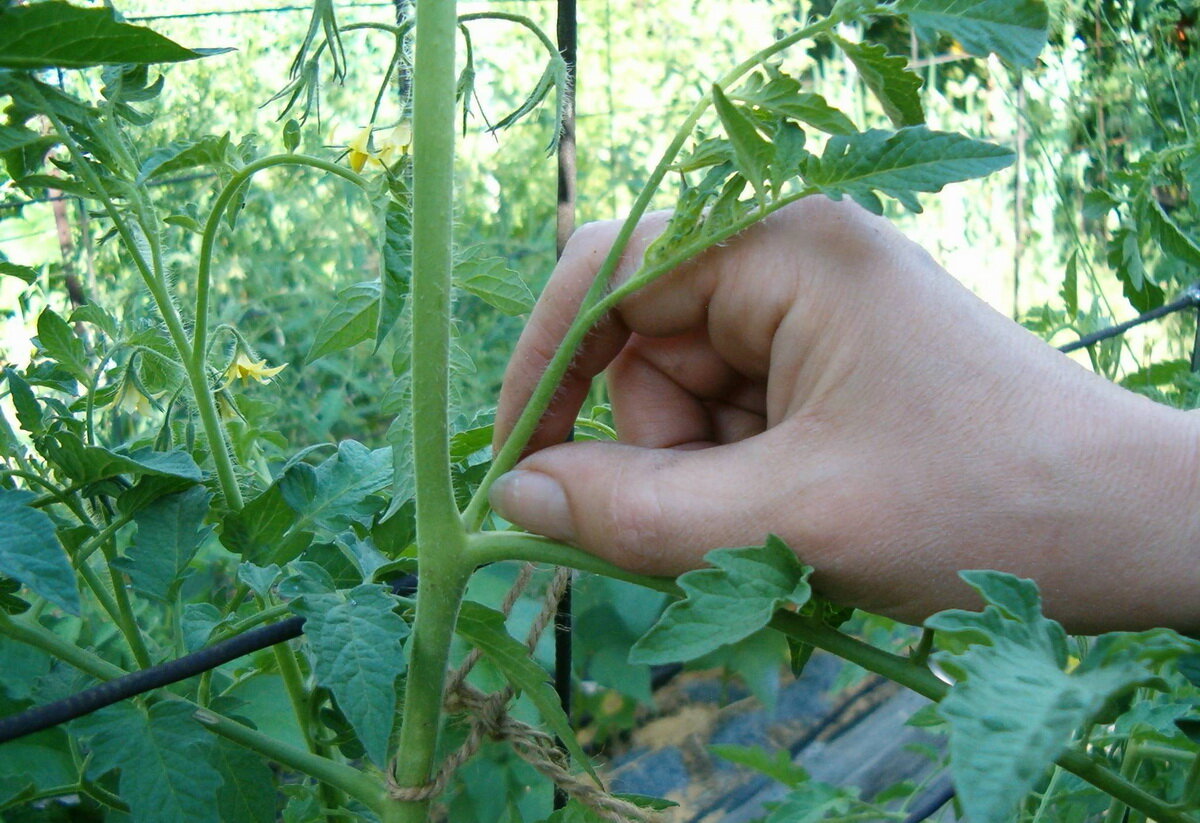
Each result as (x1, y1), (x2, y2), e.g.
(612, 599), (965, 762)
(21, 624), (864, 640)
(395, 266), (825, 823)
(271, 640), (344, 818)
(0, 612), (127, 681)
(98, 541), (152, 670)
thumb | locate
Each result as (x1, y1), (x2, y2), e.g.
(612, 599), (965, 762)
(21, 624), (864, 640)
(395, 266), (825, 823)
(487, 438), (789, 576)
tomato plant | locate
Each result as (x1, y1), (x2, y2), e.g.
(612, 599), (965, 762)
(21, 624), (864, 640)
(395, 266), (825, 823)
(0, 1), (1198, 822)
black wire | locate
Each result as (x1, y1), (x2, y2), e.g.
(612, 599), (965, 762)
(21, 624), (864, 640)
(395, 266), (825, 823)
(1057, 285), (1200, 353)
(0, 575), (417, 746)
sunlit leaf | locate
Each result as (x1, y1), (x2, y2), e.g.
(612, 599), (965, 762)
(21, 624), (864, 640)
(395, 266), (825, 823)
(833, 37), (924, 128)
(893, 0), (1050, 68)
(0, 3), (231, 70)
(306, 280), (380, 363)
(35, 307), (89, 385)
(732, 68), (857, 135)
(713, 84), (772, 202)
(137, 133), (233, 185)
(455, 253), (535, 316)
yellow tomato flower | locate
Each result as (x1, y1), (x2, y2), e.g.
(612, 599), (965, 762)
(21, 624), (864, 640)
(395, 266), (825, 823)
(346, 122), (410, 172)
(113, 381), (153, 416)
(347, 125), (374, 173)
(225, 351), (287, 384)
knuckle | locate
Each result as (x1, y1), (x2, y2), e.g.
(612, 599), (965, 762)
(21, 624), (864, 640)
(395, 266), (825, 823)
(604, 463), (671, 574)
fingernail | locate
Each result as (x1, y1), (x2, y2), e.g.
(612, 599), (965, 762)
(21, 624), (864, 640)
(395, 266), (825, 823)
(489, 470), (576, 542)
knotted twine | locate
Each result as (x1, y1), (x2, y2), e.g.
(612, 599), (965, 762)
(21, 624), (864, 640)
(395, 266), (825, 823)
(387, 564), (656, 822)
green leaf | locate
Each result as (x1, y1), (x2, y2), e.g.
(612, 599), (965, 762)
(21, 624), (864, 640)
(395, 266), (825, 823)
(3, 367), (42, 435)
(0, 124), (45, 154)
(491, 58), (569, 152)
(893, 0), (1050, 68)
(280, 439), (392, 534)
(282, 118), (301, 153)
(306, 280), (380, 363)
(713, 84), (773, 202)
(0, 260), (37, 284)
(833, 37), (925, 128)
(213, 735), (276, 823)
(0, 2), (231, 70)
(221, 483), (311, 565)
(455, 252), (535, 316)
(710, 744), (808, 788)
(732, 68), (857, 135)
(77, 701), (222, 823)
(0, 727), (75, 807)
(376, 182), (413, 348)
(1147, 199), (1200, 268)
(456, 600), (600, 783)
(237, 562), (282, 598)
(291, 584), (410, 766)
(1060, 250), (1078, 318)
(802, 126), (1013, 213)
(0, 489), (80, 615)
(115, 486), (212, 602)
(40, 433), (202, 486)
(136, 133), (232, 185)
(630, 535), (811, 665)
(35, 307), (89, 385)
(69, 304), (119, 339)
(927, 571), (1182, 823)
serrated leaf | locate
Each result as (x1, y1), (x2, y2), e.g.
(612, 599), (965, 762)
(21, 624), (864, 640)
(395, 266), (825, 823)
(115, 486), (212, 602)
(713, 84), (773, 202)
(376, 184), (413, 348)
(927, 571), (1184, 823)
(893, 0), (1049, 68)
(137, 133), (232, 185)
(732, 68), (857, 135)
(0, 727), (74, 807)
(291, 584), (409, 766)
(221, 483), (311, 565)
(802, 126), (1013, 213)
(40, 432), (202, 486)
(0, 3), (231, 70)
(69, 304), (118, 339)
(455, 255), (535, 316)
(491, 57), (568, 152)
(456, 600), (599, 783)
(1147, 199), (1200, 268)
(77, 701), (222, 823)
(306, 280), (380, 363)
(3, 367), (42, 435)
(35, 307), (89, 385)
(0, 489), (80, 614)
(630, 535), (811, 665)
(834, 37), (924, 127)
(237, 562), (282, 598)
(280, 439), (392, 534)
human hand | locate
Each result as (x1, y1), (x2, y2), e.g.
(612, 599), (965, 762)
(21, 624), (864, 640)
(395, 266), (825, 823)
(490, 197), (1200, 632)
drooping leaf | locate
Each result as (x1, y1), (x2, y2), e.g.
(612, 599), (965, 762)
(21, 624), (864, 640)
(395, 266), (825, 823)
(927, 571), (1193, 823)
(0, 124), (44, 154)
(832, 37), (924, 128)
(490, 57), (569, 152)
(802, 126), (1013, 213)
(115, 486), (212, 602)
(630, 535), (811, 665)
(713, 84), (773, 202)
(731, 68), (857, 135)
(455, 252), (535, 316)
(1146, 199), (1200, 268)
(306, 280), (380, 363)
(0, 489), (80, 615)
(76, 701), (222, 823)
(291, 584), (410, 766)
(40, 432), (202, 486)
(280, 439), (392, 534)
(137, 133), (233, 185)
(0, 2), (231, 70)
(35, 307), (89, 385)
(382, 372), (416, 522)
(456, 600), (599, 782)
(893, 0), (1050, 68)
(0, 260), (37, 284)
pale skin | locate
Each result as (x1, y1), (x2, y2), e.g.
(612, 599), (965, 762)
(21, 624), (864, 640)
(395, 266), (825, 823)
(490, 197), (1200, 634)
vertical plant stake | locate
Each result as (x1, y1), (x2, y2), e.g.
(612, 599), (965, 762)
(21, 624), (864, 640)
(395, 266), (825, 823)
(0, 1), (1198, 822)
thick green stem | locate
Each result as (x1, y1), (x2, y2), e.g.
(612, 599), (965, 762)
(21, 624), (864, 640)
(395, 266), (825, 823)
(459, 9), (842, 528)
(387, 2), (468, 820)
(0, 612), (127, 681)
